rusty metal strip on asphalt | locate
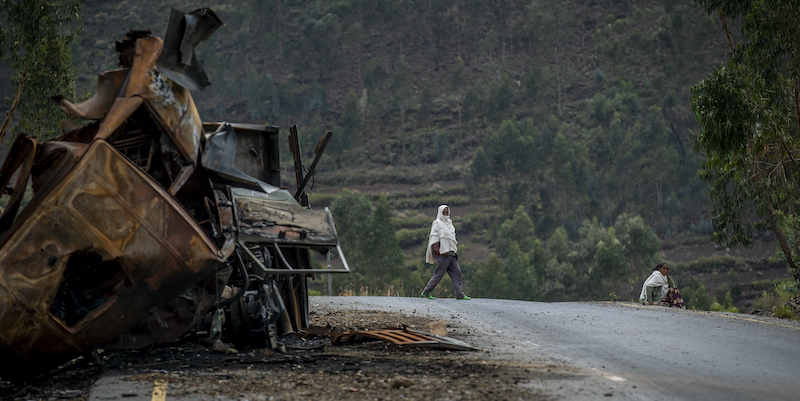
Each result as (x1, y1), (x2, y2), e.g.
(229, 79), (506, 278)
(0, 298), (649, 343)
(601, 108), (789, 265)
(331, 328), (477, 351)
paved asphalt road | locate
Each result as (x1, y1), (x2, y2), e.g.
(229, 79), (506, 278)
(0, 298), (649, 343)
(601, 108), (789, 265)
(311, 296), (800, 401)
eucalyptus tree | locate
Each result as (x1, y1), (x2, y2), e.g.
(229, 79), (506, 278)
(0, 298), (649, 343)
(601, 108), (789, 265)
(0, 0), (82, 141)
(692, 0), (800, 284)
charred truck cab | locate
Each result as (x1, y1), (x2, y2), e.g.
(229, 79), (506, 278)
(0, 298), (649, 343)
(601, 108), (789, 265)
(0, 8), (348, 379)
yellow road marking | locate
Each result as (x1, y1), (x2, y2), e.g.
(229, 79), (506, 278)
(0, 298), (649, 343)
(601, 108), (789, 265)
(609, 301), (800, 330)
(152, 379), (167, 401)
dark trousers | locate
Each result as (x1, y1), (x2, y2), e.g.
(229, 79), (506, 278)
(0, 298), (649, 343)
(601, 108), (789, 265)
(422, 255), (464, 297)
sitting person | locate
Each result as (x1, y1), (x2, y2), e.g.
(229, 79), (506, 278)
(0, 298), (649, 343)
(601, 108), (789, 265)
(639, 262), (685, 308)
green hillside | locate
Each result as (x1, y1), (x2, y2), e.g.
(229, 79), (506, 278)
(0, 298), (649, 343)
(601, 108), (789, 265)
(4, 1), (794, 308)
(69, 0), (726, 231)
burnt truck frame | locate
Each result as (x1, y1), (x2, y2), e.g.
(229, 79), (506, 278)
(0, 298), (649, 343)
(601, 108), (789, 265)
(0, 8), (348, 379)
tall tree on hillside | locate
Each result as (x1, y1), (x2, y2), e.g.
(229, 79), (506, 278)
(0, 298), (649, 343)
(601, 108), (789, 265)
(525, 0), (568, 116)
(343, 23), (365, 83)
(330, 191), (406, 292)
(692, 0), (800, 285)
(0, 0), (82, 141)
(390, 55), (411, 157)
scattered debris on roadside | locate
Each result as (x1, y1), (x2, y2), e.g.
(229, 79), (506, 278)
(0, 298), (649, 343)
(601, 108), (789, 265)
(0, 309), (550, 401)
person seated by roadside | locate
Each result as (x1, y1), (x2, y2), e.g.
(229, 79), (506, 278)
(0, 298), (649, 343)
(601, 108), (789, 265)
(639, 262), (675, 305)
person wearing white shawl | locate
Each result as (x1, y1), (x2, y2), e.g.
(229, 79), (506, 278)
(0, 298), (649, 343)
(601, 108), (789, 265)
(421, 205), (471, 300)
(639, 262), (673, 304)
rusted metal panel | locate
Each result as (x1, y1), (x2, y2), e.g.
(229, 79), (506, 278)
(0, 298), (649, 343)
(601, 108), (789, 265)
(232, 188), (338, 246)
(144, 69), (203, 164)
(331, 328), (478, 351)
(0, 140), (227, 378)
(51, 69), (130, 120)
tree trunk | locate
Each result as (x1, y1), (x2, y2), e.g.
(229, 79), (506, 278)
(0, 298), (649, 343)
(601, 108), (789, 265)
(0, 64), (28, 145)
(793, 59), (800, 138)
(278, 0), (283, 59)
(554, 9), (562, 117)
(766, 202), (800, 283)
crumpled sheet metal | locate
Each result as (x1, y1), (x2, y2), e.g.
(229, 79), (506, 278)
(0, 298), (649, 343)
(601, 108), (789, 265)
(55, 30), (204, 166)
(51, 69), (130, 120)
(157, 8), (223, 91)
(232, 189), (339, 246)
(201, 123), (279, 194)
(201, 122), (282, 186)
(331, 328), (478, 351)
(144, 68), (203, 165)
(0, 140), (230, 378)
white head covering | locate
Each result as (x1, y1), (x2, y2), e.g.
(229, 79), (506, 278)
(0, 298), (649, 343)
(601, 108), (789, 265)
(425, 205), (457, 264)
(639, 269), (669, 303)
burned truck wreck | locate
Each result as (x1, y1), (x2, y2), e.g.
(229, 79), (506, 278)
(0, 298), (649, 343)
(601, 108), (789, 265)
(0, 8), (348, 379)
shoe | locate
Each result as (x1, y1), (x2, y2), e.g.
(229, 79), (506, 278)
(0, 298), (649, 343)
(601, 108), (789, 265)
(421, 291), (436, 300)
(456, 295), (472, 300)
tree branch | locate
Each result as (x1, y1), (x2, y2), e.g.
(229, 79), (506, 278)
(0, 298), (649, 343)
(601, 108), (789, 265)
(718, 9), (736, 56)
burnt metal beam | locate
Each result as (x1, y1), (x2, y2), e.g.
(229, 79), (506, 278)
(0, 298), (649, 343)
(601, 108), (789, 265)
(293, 131), (332, 201)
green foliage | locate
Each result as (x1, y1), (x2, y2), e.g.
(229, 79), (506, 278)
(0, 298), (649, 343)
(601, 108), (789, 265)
(390, 56), (411, 112)
(363, 57), (387, 89)
(0, 0), (83, 139)
(687, 284), (711, 310)
(487, 74), (514, 121)
(686, 255), (746, 272)
(709, 291), (738, 312)
(395, 227), (429, 248)
(773, 306), (798, 320)
(467, 210), (661, 301)
(417, 81), (433, 127)
(470, 146), (490, 183)
(692, 1), (800, 285)
(30, 2), (758, 300)
(727, 269), (742, 297)
(496, 206), (537, 258)
(330, 190), (406, 291)
(752, 279), (799, 315)
(335, 90), (360, 151)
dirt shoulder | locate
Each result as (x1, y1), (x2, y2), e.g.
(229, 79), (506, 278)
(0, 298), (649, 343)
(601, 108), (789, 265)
(1, 309), (556, 401)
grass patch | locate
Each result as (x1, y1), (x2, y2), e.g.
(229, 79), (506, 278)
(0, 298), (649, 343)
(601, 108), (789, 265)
(396, 227), (429, 248)
(394, 215), (430, 229)
(388, 195), (469, 209)
(710, 304), (740, 313)
(686, 255), (746, 272)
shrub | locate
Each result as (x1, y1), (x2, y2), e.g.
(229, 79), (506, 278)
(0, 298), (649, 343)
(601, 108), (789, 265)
(773, 305), (798, 320)
(752, 279), (799, 314)
(307, 192), (339, 207)
(686, 255), (745, 272)
(396, 227), (429, 248)
(710, 302), (739, 313)
(687, 284), (711, 310)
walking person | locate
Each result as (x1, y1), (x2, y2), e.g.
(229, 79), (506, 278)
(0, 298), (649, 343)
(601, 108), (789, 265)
(421, 205), (471, 300)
